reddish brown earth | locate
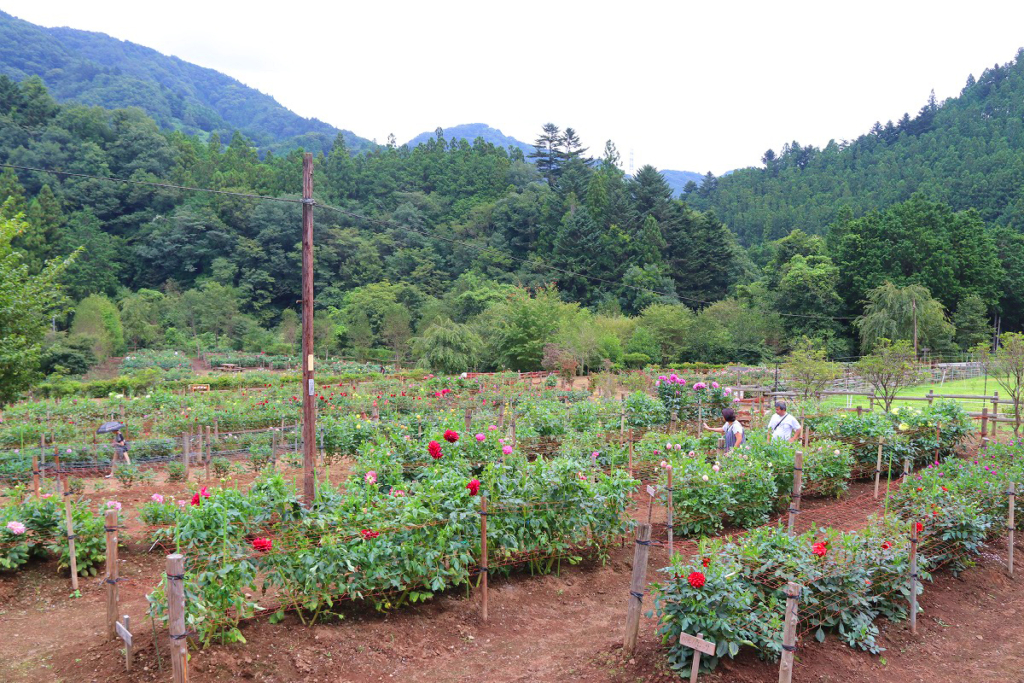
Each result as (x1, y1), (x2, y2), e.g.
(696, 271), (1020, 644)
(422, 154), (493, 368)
(2, 461), (1023, 683)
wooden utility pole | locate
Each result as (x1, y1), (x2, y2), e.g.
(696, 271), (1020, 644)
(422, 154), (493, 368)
(301, 153), (317, 504)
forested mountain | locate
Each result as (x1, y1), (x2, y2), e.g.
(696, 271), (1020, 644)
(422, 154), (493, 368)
(687, 48), (1024, 246)
(406, 124), (534, 158)
(1, 55), (1022, 382)
(659, 169), (705, 197)
(0, 10), (372, 156)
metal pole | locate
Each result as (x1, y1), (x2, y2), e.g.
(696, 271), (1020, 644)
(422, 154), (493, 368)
(301, 152), (317, 504)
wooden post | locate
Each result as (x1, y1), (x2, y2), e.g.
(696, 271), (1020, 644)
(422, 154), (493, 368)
(787, 451), (803, 536)
(903, 458), (911, 477)
(32, 455), (40, 499)
(909, 520), (919, 634)
(197, 426), (203, 473)
(869, 396), (875, 412)
(105, 509), (119, 638)
(622, 522), (652, 656)
(619, 409), (626, 447)
(1009, 482), (1016, 578)
(934, 425), (941, 463)
(778, 582), (801, 683)
(465, 407), (473, 433)
(666, 466), (674, 558)
(498, 402), (505, 428)
(511, 413), (517, 447)
(167, 554), (188, 683)
(992, 391), (999, 437)
(480, 495), (488, 622)
(181, 432), (189, 475)
(697, 405), (703, 438)
(214, 418), (219, 443)
(981, 406), (989, 438)
(204, 426), (211, 479)
(927, 389), (934, 406)
(272, 428), (278, 469)
(873, 438), (884, 500)
(670, 411), (678, 435)
(61, 474), (79, 591)
(857, 405), (863, 418)
(301, 152), (317, 505)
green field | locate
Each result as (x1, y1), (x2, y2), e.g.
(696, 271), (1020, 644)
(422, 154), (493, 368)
(819, 376), (1008, 413)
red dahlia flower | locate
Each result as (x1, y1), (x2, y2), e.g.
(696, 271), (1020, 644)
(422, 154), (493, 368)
(812, 542), (827, 557)
(687, 571), (706, 588)
(443, 429), (459, 443)
(701, 557), (710, 568)
(252, 537), (273, 552)
(915, 522), (924, 534)
(466, 479), (481, 495)
(882, 541), (891, 550)
(360, 529), (380, 540)
(428, 440), (443, 459)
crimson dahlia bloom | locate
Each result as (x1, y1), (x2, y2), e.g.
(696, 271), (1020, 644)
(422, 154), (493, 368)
(466, 479), (481, 495)
(252, 537), (273, 552)
(812, 542), (827, 557)
(443, 429), (459, 443)
(428, 440), (443, 459)
(687, 571), (705, 588)
(361, 529), (380, 540)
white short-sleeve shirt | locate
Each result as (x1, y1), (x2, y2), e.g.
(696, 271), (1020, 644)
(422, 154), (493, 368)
(767, 413), (801, 441)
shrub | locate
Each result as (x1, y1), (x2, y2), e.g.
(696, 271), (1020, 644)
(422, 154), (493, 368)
(165, 462), (187, 482)
(211, 457), (231, 478)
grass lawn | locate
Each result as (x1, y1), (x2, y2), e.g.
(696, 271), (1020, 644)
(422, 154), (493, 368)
(819, 376), (1011, 413)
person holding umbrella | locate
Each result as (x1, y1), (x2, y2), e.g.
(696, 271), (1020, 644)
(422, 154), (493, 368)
(97, 421), (130, 477)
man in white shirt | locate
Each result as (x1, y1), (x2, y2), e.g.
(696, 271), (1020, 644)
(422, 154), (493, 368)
(767, 401), (801, 443)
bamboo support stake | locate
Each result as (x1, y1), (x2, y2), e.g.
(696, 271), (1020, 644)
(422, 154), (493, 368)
(778, 582), (801, 683)
(873, 438), (884, 500)
(628, 428), (634, 477)
(666, 466), (674, 558)
(61, 474), (79, 591)
(623, 523), (652, 656)
(105, 509), (119, 638)
(787, 451), (803, 536)
(480, 495), (488, 622)
(909, 520), (919, 634)
(1009, 482), (1016, 577)
(167, 554), (188, 683)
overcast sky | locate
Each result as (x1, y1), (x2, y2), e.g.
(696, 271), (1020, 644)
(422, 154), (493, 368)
(6, 1), (1024, 174)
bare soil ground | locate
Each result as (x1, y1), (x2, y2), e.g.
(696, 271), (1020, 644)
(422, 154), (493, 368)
(2, 455), (1023, 683)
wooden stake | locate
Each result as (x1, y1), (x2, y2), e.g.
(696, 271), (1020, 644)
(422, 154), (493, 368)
(934, 425), (942, 463)
(181, 432), (189, 475)
(480, 495), (488, 622)
(167, 554), (188, 683)
(909, 520), (919, 634)
(205, 426), (211, 480)
(666, 467), (674, 558)
(619, 408), (626, 447)
(622, 522), (652, 656)
(465, 407), (473, 433)
(982, 406), (989, 437)
(787, 451), (803, 536)
(32, 455), (40, 499)
(118, 615), (132, 672)
(61, 474), (79, 591)
(778, 582), (801, 683)
(903, 458), (911, 478)
(105, 509), (119, 638)
(1009, 482), (1016, 577)
(685, 632), (709, 683)
(873, 438), (884, 500)
(993, 391), (999, 437)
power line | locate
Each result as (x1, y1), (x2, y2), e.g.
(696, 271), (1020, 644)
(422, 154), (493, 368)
(2, 161), (854, 322)
(0, 163), (304, 204)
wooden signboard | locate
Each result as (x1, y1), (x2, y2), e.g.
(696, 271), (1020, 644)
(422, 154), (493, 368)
(679, 631), (715, 683)
(115, 615), (133, 672)
(189, 384), (210, 393)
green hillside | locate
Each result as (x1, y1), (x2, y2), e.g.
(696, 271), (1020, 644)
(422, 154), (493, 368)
(0, 10), (372, 155)
(688, 48), (1024, 246)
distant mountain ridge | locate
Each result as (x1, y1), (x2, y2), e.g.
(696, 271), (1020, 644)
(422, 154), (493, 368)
(407, 124), (704, 195)
(405, 124), (535, 157)
(0, 10), (372, 155)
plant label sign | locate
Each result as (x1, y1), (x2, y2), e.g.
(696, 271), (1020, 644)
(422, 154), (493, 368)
(646, 485), (657, 498)
(679, 631), (716, 656)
